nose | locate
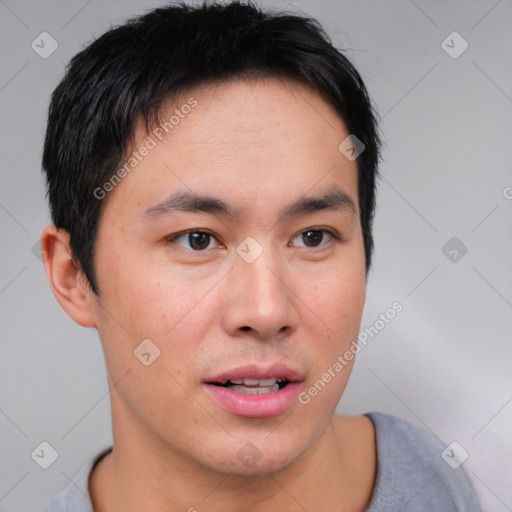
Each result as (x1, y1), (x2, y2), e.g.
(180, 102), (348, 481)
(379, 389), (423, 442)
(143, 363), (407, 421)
(220, 245), (299, 341)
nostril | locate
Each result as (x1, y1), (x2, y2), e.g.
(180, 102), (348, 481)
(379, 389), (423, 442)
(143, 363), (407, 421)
(240, 326), (251, 331)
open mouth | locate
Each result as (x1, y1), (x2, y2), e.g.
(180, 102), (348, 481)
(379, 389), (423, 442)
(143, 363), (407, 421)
(208, 377), (290, 395)
(202, 364), (303, 417)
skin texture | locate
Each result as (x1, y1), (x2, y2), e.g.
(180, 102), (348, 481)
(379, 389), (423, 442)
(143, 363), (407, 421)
(41, 77), (376, 511)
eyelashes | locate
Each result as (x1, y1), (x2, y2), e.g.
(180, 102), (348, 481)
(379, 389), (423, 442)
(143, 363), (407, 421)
(290, 228), (338, 248)
(167, 227), (340, 252)
(169, 230), (220, 251)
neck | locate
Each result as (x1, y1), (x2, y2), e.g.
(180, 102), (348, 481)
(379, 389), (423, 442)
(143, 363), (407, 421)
(90, 399), (374, 512)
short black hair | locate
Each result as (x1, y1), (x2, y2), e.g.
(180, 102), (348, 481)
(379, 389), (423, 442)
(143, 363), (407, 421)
(42, 0), (381, 295)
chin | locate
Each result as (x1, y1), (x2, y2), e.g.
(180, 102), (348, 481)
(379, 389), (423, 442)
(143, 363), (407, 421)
(205, 450), (303, 479)
(198, 431), (316, 478)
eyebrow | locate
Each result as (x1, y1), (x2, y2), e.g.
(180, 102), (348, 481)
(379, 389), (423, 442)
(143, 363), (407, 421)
(142, 185), (356, 221)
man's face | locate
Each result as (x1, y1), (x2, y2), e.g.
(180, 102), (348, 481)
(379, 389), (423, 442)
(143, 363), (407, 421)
(90, 77), (366, 475)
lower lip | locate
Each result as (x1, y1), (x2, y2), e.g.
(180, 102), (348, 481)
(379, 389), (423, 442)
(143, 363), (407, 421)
(203, 382), (301, 418)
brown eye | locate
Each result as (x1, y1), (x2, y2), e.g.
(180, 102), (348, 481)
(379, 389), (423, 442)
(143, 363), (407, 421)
(169, 230), (219, 251)
(302, 230), (323, 247)
(188, 232), (211, 250)
(292, 228), (334, 249)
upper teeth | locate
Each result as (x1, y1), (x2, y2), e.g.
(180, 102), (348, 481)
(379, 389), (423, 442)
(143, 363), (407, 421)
(226, 378), (283, 386)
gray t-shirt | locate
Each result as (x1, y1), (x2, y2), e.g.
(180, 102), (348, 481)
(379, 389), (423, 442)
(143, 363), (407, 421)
(37, 412), (481, 511)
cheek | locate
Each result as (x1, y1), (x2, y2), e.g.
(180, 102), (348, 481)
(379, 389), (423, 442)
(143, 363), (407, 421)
(92, 260), (214, 420)
(95, 241), (212, 341)
(292, 255), (365, 408)
(298, 261), (365, 342)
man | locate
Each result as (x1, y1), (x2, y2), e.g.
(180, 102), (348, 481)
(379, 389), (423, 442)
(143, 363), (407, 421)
(37, 1), (481, 510)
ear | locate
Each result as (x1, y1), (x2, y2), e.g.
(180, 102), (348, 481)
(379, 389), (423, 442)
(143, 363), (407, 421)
(40, 224), (97, 327)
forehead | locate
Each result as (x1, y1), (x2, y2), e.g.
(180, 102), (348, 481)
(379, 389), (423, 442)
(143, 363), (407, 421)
(131, 76), (350, 158)
(105, 77), (358, 219)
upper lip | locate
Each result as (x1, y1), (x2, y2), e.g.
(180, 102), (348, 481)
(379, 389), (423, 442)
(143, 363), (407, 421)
(204, 363), (304, 384)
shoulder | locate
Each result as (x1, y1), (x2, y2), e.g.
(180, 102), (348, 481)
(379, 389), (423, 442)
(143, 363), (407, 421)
(37, 469), (90, 512)
(363, 412), (482, 512)
(36, 447), (112, 512)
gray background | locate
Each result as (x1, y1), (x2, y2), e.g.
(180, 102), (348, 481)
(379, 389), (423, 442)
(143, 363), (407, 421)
(0, 0), (511, 510)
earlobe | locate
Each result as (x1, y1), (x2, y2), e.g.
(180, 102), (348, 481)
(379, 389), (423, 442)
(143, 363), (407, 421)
(40, 224), (97, 327)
